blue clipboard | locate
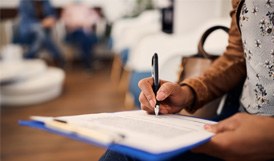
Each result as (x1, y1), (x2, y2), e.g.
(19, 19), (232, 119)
(19, 120), (211, 161)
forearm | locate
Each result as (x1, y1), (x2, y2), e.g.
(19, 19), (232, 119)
(180, 0), (246, 110)
(255, 116), (274, 159)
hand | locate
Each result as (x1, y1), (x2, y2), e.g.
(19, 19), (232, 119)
(138, 77), (194, 114)
(42, 17), (56, 28)
(193, 113), (274, 161)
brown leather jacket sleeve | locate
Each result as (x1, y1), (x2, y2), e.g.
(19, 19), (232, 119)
(180, 0), (246, 112)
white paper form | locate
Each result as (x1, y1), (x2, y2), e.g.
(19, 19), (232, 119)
(54, 110), (216, 154)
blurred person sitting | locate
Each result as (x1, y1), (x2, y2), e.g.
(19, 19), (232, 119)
(15, 0), (65, 67)
(61, 1), (101, 71)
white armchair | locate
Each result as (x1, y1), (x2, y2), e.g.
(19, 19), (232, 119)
(111, 10), (161, 54)
(112, 0), (232, 109)
(126, 18), (230, 75)
(126, 18), (230, 110)
(126, 0), (231, 74)
(110, 10), (162, 87)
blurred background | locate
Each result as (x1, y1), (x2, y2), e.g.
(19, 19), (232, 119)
(0, 0), (231, 160)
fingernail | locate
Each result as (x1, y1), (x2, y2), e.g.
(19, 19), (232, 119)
(204, 124), (213, 132)
(157, 91), (166, 100)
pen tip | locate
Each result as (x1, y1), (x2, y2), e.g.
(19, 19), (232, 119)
(155, 105), (160, 116)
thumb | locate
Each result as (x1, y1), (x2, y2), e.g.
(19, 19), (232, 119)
(204, 116), (239, 133)
(156, 82), (176, 101)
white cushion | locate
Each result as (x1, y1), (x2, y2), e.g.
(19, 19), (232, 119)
(0, 59), (47, 83)
(1, 85), (62, 106)
(1, 67), (65, 106)
(1, 67), (65, 95)
(0, 44), (23, 62)
(0, 62), (25, 82)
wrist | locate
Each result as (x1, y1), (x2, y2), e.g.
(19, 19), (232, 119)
(180, 84), (196, 113)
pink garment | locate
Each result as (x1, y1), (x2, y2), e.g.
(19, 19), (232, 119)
(61, 3), (100, 33)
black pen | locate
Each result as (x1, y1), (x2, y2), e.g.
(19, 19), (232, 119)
(152, 53), (160, 116)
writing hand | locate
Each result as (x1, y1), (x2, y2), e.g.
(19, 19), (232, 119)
(138, 77), (194, 114)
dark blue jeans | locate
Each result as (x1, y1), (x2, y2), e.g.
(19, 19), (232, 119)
(65, 29), (98, 69)
(22, 24), (65, 65)
(99, 149), (223, 161)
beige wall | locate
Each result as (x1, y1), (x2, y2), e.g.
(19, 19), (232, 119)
(174, 0), (231, 35)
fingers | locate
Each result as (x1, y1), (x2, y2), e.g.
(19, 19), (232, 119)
(139, 78), (171, 114)
(204, 121), (236, 133)
(193, 114), (250, 159)
(138, 78), (179, 114)
(139, 92), (170, 114)
(156, 82), (177, 101)
(138, 78), (156, 107)
(159, 104), (170, 114)
(204, 113), (242, 133)
(139, 92), (154, 113)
